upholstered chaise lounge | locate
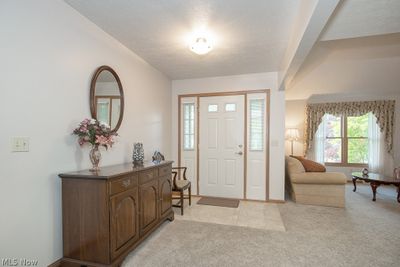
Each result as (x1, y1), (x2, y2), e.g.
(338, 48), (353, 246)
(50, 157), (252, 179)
(285, 156), (347, 208)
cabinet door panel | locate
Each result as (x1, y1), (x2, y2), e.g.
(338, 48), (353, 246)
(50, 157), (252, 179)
(110, 187), (139, 260)
(159, 176), (172, 218)
(139, 179), (159, 235)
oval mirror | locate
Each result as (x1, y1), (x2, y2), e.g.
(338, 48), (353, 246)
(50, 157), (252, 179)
(90, 66), (124, 132)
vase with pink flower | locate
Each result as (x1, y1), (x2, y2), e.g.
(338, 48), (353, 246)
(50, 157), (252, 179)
(73, 118), (117, 171)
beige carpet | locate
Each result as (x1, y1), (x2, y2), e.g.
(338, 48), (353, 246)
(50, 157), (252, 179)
(122, 184), (400, 267)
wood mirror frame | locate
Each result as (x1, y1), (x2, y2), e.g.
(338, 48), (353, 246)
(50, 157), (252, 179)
(90, 65), (124, 132)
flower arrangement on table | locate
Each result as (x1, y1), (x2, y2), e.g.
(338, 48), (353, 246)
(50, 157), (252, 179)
(72, 118), (117, 171)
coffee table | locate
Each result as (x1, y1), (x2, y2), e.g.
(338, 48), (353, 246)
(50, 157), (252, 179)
(352, 172), (400, 203)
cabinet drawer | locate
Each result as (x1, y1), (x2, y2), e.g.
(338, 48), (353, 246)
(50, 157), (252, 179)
(159, 165), (171, 177)
(110, 174), (138, 196)
(139, 169), (157, 184)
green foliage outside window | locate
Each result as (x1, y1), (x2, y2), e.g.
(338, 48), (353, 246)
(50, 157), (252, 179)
(324, 113), (370, 164)
(324, 114), (341, 163)
(347, 114), (369, 164)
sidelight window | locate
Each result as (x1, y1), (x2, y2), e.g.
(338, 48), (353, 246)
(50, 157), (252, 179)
(249, 99), (264, 151)
(183, 103), (195, 150)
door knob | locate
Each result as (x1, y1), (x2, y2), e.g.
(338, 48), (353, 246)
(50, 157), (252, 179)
(235, 151), (243, 155)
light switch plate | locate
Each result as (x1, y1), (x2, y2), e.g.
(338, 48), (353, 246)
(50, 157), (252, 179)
(11, 137), (29, 152)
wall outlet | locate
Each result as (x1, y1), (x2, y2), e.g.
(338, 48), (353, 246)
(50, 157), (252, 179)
(11, 137), (29, 152)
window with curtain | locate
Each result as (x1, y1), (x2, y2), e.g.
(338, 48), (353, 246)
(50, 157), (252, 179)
(317, 112), (377, 166)
(183, 103), (195, 150)
(249, 99), (264, 151)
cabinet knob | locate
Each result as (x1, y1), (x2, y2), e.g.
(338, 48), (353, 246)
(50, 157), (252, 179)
(122, 179), (131, 187)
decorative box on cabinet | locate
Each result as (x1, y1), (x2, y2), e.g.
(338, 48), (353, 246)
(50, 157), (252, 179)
(59, 161), (174, 267)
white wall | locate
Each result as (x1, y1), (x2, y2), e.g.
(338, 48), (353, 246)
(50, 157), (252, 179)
(171, 72), (286, 201)
(287, 34), (400, 100)
(0, 0), (171, 265)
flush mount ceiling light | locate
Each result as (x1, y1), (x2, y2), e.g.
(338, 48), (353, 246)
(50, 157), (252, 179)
(189, 37), (213, 55)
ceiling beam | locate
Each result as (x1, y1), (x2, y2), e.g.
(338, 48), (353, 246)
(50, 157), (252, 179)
(278, 0), (340, 91)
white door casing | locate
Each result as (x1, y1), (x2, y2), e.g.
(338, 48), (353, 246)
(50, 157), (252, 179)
(199, 95), (245, 199)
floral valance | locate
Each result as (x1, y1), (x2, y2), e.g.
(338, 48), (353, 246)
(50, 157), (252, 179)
(304, 100), (395, 154)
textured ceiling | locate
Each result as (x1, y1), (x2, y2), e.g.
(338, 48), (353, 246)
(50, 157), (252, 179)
(321, 0), (400, 41)
(64, 0), (300, 79)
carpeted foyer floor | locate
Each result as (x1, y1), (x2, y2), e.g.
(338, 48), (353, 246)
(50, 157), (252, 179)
(122, 184), (400, 267)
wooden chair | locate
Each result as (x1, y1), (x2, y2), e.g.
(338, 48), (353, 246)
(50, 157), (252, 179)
(171, 167), (192, 215)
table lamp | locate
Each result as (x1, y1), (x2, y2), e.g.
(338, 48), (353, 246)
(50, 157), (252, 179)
(286, 128), (300, 156)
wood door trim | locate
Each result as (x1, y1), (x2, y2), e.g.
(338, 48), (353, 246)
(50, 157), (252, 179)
(178, 96), (182, 169)
(178, 89), (271, 201)
(178, 89), (269, 98)
(265, 90), (270, 201)
(196, 96), (200, 195)
(243, 94), (248, 199)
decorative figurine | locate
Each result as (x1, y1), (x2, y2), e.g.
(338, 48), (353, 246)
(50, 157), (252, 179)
(152, 150), (165, 163)
(132, 143), (144, 166)
(362, 168), (369, 176)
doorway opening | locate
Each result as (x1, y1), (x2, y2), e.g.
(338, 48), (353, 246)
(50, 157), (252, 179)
(178, 90), (270, 201)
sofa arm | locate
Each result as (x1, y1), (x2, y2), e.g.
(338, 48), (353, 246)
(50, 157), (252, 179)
(291, 172), (347, 185)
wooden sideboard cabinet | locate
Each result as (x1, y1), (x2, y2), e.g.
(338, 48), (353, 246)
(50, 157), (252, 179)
(59, 161), (174, 267)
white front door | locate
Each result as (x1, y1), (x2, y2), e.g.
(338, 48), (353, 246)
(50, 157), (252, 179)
(199, 95), (245, 199)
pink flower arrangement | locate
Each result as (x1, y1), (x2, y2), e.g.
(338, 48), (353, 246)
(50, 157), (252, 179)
(72, 118), (117, 149)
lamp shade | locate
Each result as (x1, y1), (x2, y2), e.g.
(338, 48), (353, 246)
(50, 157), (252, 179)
(285, 128), (300, 141)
